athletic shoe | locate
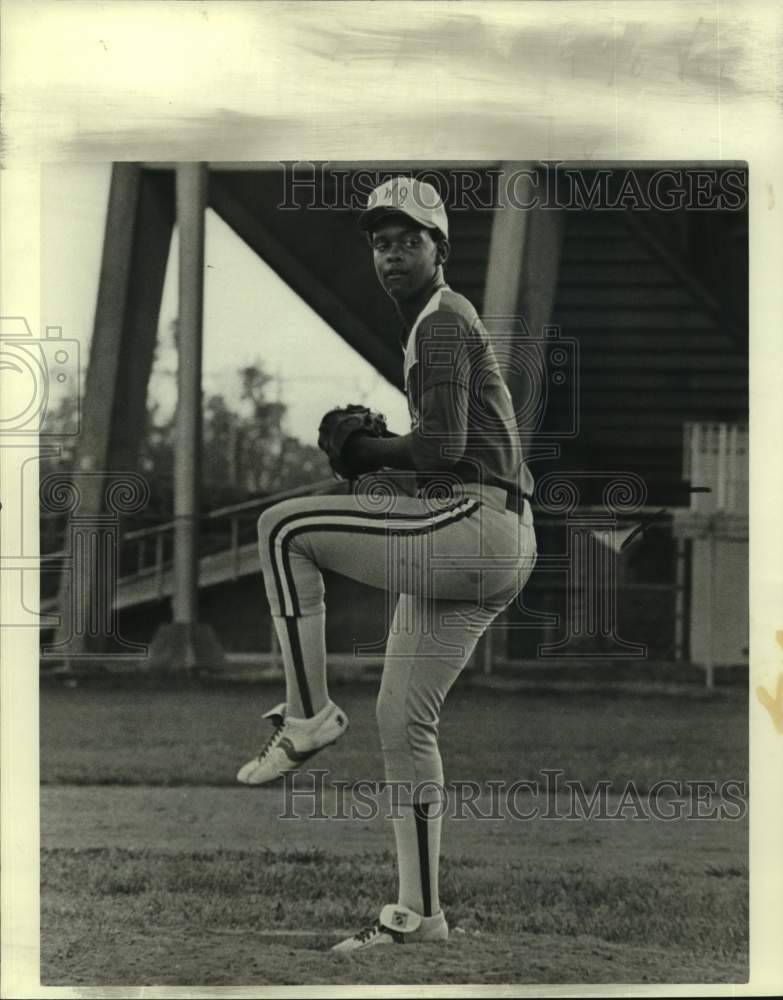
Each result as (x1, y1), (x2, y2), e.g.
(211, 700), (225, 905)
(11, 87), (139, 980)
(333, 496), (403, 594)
(236, 700), (348, 785)
(331, 903), (448, 953)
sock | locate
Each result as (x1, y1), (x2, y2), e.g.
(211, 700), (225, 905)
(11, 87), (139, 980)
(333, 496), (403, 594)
(272, 610), (328, 719)
(392, 801), (442, 917)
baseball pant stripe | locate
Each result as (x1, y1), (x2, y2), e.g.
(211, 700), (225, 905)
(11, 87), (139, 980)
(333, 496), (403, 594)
(267, 499), (479, 616)
(413, 802), (433, 917)
(279, 515), (471, 618)
(267, 499), (480, 618)
(283, 615), (314, 718)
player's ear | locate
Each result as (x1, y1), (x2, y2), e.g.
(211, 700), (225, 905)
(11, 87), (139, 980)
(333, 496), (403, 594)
(436, 237), (450, 267)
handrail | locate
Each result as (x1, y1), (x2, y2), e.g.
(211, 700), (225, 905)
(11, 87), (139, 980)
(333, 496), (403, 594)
(122, 476), (338, 542)
(206, 477), (336, 520)
(123, 522), (175, 542)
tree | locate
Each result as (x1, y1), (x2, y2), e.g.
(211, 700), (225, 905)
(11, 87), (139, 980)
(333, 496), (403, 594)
(235, 364), (287, 493)
(203, 392), (241, 493)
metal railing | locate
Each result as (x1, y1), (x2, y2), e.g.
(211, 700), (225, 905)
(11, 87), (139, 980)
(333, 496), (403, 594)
(120, 477), (338, 591)
(38, 477), (339, 609)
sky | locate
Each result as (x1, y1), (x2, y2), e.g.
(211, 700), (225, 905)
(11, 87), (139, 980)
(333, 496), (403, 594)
(40, 165), (410, 445)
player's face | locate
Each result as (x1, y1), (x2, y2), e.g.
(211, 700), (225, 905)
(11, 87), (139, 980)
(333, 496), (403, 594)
(370, 219), (441, 301)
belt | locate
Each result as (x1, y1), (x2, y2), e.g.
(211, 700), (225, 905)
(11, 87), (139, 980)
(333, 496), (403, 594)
(415, 478), (532, 516)
(503, 489), (530, 516)
(463, 482), (532, 516)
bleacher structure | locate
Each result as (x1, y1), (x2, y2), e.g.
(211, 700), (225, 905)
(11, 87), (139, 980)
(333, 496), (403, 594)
(39, 163), (749, 686)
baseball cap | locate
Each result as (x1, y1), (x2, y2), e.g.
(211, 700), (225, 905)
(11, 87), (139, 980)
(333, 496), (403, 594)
(359, 176), (449, 239)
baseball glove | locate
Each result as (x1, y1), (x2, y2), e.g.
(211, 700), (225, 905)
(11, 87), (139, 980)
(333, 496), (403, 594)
(318, 404), (389, 479)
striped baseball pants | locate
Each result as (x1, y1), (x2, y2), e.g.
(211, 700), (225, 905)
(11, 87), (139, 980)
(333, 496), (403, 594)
(257, 481), (537, 802)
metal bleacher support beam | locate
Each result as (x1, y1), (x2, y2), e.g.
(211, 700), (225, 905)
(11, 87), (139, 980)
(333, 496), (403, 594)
(50, 164), (175, 661)
(77, 165), (176, 474)
(207, 171), (402, 388)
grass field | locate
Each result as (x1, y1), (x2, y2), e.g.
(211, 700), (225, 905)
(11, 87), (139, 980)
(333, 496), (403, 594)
(40, 678), (749, 986)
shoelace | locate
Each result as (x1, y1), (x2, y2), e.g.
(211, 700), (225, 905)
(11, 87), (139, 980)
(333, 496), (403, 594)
(354, 922), (383, 944)
(256, 722), (286, 762)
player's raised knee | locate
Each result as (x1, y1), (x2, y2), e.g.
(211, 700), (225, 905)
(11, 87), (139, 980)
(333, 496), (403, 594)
(256, 506), (275, 545)
(256, 503), (289, 567)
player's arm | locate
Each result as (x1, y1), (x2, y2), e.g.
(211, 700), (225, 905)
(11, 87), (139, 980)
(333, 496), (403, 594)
(345, 312), (471, 473)
(344, 430), (412, 471)
(345, 381), (468, 473)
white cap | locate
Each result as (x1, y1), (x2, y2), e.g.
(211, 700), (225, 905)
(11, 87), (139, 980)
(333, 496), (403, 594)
(359, 176), (449, 239)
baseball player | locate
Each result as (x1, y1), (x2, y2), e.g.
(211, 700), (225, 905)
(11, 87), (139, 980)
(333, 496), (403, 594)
(238, 176), (537, 952)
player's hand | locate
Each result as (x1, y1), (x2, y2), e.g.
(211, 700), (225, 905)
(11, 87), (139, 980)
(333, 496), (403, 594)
(317, 404), (390, 480)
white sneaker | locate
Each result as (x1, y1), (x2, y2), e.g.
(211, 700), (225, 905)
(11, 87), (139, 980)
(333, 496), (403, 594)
(332, 904), (448, 953)
(236, 700), (348, 785)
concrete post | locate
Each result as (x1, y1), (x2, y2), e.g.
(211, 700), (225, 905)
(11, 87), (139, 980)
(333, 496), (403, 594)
(173, 163), (206, 626)
(148, 164), (224, 674)
(483, 162), (564, 452)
